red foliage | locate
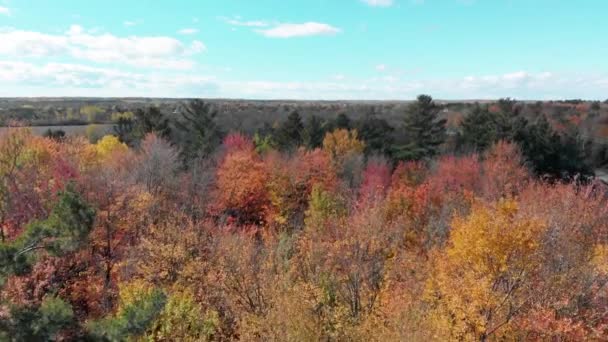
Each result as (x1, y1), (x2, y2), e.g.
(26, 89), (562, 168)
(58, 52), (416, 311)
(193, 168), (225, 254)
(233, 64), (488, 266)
(480, 141), (530, 200)
(358, 158), (391, 206)
(223, 132), (254, 154)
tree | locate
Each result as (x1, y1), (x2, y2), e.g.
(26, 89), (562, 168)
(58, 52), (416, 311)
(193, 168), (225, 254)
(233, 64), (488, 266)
(134, 106), (171, 141)
(42, 128), (66, 141)
(392, 95), (446, 161)
(494, 98), (528, 141)
(517, 115), (592, 181)
(303, 115), (326, 149)
(459, 104), (498, 152)
(94, 135), (128, 161)
(426, 199), (547, 341)
(275, 111), (304, 150)
(213, 149), (269, 225)
(135, 134), (180, 195)
(174, 100), (223, 163)
(331, 113), (352, 130)
(0, 296), (75, 341)
(112, 117), (135, 145)
(0, 186), (95, 282)
(355, 111), (394, 156)
(322, 129), (365, 164)
(0, 187), (95, 340)
(87, 281), (167, 341)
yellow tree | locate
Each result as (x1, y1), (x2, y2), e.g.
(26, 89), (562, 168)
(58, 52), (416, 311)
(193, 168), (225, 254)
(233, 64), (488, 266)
(425, 199), (547, 341)
(322, 129), (365, 165)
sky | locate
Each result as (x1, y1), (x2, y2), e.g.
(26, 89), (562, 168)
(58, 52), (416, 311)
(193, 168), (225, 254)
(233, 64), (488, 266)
(0, 0), (607, 100)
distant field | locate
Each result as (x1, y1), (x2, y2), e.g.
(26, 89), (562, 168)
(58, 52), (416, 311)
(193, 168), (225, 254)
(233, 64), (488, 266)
(0, 124), (114, 137)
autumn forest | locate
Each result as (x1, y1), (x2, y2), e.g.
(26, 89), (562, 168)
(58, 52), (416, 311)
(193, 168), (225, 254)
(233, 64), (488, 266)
(1, 96), (608, 341)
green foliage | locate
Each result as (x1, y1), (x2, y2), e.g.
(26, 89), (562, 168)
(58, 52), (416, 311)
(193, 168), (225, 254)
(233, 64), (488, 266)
(174, 100), (223, 163)
(86, 124), (105, 143)
(303, 114), (327, 149)
(146, 290), (218, 341)
(253, 132), (275, 154)
(304, 184), (345, 230)
(134, 106), (172, 141)
(275, 110), (304, 151)
(459, 104), (498, 151)
(113, 117), (135, 145)
(0, 185), (95, 282)
(81, 105), (105, 123)
(392, 94), (446, 161)
(331, 112), (352, 130)
(42, 128), (66, 141)
(355, 111), (394, 155)
(87, 287), (167, 341)
(518, 115), (593, 181)
(0, 296), (75, 341)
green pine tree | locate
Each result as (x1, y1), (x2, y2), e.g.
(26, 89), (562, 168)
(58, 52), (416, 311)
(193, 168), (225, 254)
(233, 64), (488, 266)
(303, 115), (327, 149)
(174, 100), (224, 163)
(275, 110), (304, 150)
(392, 95), (446, 161)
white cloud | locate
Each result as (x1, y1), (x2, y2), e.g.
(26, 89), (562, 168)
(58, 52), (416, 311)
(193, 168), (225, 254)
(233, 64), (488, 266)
(124, 21), (137, 27)
(220, 16), (269, 27)
(178, 28), (199, 35)
(257, 22), (341, 38)
(0, 25), (205, 70)
(375, 64), (387, 71)
(361, 0), (394, 7)
(0, 7), (10, 15)
(0, 60), (218, 96)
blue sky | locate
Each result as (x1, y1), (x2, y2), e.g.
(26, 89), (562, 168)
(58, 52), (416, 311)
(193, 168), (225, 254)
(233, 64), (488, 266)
(0, 0), (606, 99)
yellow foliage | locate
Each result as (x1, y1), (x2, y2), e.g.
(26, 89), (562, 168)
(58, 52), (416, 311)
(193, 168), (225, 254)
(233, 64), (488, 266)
(425, 199), (547, 340)
(592, 244), (608, 275)
(322, 129), (365, 163)
(95, 135), (128, 160)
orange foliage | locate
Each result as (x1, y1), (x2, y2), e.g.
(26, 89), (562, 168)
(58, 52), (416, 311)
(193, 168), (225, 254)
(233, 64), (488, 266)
(214, 149), (270, 225)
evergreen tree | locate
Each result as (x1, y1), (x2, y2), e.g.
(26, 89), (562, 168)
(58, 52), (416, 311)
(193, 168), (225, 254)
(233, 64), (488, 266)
(495, 98), (528, 141)
(87, 288), (167, 341)
(517, 115), (593, 181)
(174, 100), (223, 163)
(332, 113), (352, 130)
(303, 115), (326, 149)
(134, 106), (171, 141)
(0, 186), (95, 340)
(113, 117), (135, 145)
(0, 296), (75, 341)
(459, 104), (498, 152)
(0, 186), (96, 281)
(42, 128), (66, 141)
(392, 95), (446, 161)
(355, 111), (394, 156)
(275, 110), (304, 150)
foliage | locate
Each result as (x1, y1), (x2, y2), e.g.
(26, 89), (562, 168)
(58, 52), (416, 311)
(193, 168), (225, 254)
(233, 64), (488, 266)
(275, 111), (304, 151)
(356, 111), (394, 156)
(174, 100), (223, 163)
(214, 148), (269, 225)
(303, 114), (327, 149)
(1, 100), (608, 340)
(0, 295), (74, 341)
(0, 186), (95, 282)
(426, 199), (547, 340)
(392, 95), (446, 161)
(87, 280), (167, 341)
(322, 129), (365, 164)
